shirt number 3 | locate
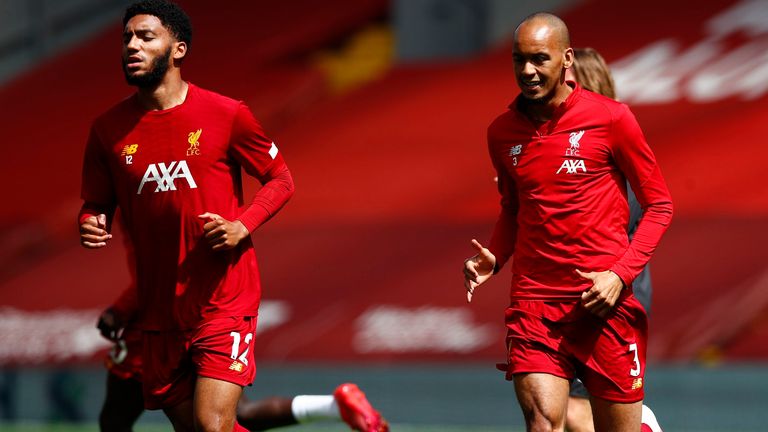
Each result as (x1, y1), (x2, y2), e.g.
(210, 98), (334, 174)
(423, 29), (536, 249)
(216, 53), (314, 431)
(629, 343), (641, 377)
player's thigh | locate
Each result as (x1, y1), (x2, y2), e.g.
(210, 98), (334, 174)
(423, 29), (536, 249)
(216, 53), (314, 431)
(513, 372), (570, 429)
(194, 376), (243, 432)
(590, 397), (641, 432)
(192, 316), (257, 386)
(578, 296), (648, 403)
(190, 317), (255, 431)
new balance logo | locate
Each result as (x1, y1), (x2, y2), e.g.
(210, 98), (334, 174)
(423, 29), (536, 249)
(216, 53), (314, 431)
(229, 360), (245, 372)
(556, 159), (587, 174)
(121, 144), (139, 165)
(137, 160), (198, 194)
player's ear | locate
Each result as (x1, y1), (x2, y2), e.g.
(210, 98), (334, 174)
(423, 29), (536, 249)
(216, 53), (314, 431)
(173, 41), (188, 62)
(563, 47), (574, 69)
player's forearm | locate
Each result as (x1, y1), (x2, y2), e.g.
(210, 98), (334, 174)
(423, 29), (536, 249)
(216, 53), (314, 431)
(488, 157), (518, 272)
(488, 206), (517, 272)
(610, 170), (673, 285)
(237, 165), (295, 232)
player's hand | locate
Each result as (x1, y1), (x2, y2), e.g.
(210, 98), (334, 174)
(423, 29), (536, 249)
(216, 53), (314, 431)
(463, 239), (497, 303)
(576, 269), (624, 318)
(96, 308), (123, 341)
(79, 214), (111, 249)
(199, 212), (250, 251)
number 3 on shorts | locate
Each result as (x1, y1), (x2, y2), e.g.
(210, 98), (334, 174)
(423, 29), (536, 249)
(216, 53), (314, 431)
(629, 343), (641, 377)
(230, 331), (253, 366)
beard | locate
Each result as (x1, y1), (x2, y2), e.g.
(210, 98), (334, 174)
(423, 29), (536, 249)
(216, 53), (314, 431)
(123, 48), (172, 88)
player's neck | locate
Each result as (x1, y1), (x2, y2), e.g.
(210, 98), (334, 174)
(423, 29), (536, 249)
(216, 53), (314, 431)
(135, 74), (188, 111)
(522, 81), (573, 123)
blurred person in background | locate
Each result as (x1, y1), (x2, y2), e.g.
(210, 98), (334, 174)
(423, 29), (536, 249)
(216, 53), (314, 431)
(96, 285), (388, 432)
(563, 47), (663, 432)
(463, 13), (672, 432)
(78, 0), (295, 430)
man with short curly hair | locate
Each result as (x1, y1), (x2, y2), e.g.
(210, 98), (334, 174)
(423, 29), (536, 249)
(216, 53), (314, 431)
(79, 1), (294, 430)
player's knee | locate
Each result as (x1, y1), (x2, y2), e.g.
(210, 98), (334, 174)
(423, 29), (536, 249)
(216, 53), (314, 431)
(522, 408), (565, 432)
(195, 412), (234, 432)
(529, 420), (564, 432)
(523, 408), (565, 432)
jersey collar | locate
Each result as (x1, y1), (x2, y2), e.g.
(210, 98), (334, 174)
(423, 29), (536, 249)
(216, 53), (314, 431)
(509, 81), (582, 126)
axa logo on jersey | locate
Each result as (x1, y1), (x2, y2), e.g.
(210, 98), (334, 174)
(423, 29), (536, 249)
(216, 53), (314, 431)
(137, 160), (198, 194)
(556, 159), (587, 174)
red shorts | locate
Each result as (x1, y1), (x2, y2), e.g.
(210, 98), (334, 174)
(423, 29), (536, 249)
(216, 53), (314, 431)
(141, 316), (258, 410)
(106, 328), (144, 381)
(502, 292), (647, 403)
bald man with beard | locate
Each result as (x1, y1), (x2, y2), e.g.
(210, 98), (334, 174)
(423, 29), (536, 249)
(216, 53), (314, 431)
(463, 13), (673, 432)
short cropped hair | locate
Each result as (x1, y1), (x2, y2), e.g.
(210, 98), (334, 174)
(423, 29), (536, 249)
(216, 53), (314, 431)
(515, 12), (571, 51)
(124, 0), (192, 48)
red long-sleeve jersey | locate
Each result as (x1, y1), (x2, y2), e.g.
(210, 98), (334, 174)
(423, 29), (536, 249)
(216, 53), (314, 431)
(487, 83), (672, 300)
(80, 83), (294, 330)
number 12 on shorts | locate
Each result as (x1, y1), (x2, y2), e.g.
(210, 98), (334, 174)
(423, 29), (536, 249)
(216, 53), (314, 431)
(629, 343), (641, 377)
(230, 331), (253, 366)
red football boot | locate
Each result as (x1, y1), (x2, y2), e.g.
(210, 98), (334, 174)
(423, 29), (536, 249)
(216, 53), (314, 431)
(334, 383), (389, 432)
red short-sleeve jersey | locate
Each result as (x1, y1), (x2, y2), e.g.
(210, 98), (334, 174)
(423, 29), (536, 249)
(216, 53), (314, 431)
(81, 84), (289, 330)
